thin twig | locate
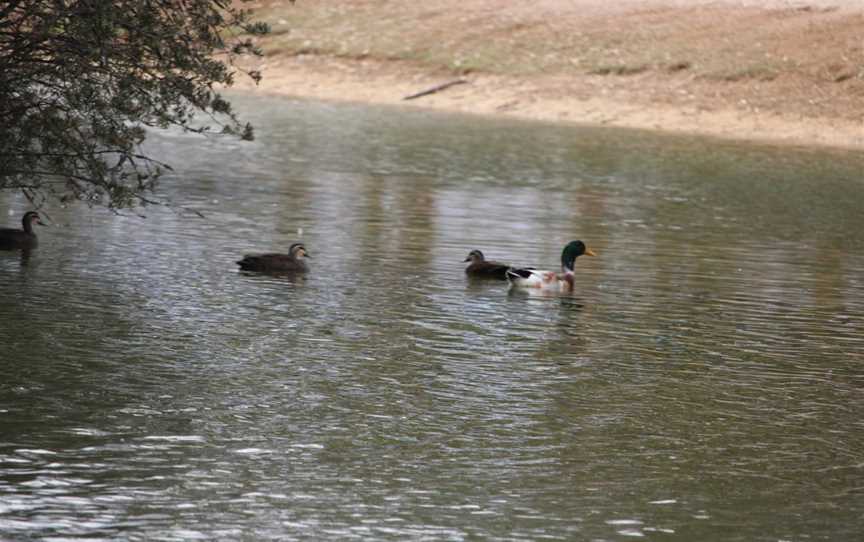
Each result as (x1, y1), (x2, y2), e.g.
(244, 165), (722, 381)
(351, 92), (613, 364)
(403, 79), (468, 101)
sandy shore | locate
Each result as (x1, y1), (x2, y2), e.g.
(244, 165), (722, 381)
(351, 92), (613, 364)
(235, 0), (864, 150)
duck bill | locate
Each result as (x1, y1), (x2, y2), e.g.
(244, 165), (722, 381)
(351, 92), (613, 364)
(585, 248), (597, 257)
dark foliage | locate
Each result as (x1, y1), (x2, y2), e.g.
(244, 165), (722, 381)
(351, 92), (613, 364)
(0, 0), (269, 209)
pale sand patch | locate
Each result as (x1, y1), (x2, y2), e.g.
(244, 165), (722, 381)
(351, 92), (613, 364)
(233, 0), (864, 150)
(234, 55), (864, 150)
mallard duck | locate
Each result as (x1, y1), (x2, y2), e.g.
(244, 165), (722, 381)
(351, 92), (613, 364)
(463, 249), (511, 280)
(506, 240), (596, 291)
(237, 243), (310, 273)
(0, 211), (45, 250)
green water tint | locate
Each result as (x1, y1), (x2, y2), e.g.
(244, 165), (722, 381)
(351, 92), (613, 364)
(1, 95), (862, 540)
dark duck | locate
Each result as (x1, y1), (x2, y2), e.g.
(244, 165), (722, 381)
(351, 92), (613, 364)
(0, 211), (45, 250)
(237, 243), (310, 273)
(463, 249), (511, 280)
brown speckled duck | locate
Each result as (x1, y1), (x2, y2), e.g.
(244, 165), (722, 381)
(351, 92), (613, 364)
(0, 211), (45, 250)
(237, 243), (310, 273)
(463, 249), (511, 280)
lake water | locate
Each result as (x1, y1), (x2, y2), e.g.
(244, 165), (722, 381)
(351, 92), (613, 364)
(1, 94), (863, 541)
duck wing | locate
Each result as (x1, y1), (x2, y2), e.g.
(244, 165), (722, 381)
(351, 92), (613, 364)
(466, 260), (511, 280)
(506, 267), (556, 288)
(237, 253), (307, 272)
(0, 229), (36, 250)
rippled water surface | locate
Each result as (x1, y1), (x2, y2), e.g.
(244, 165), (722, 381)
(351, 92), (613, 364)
(2, 95), (864, 541)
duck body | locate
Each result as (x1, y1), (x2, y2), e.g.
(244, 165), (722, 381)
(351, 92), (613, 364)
(463, 249), (510, 280)
(506, 268), (574, 291)
(237, 243), (310, 273)
(0, 211), (44, 250)
(507, 240), (596, 292)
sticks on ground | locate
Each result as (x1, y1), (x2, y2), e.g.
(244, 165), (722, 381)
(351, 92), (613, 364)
(403, 79), (468, 100)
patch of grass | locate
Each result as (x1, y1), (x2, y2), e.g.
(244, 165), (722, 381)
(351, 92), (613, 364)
(587, 64), (649, 76)
(665, 61), (692, 73)
(704, 63), (781, 82)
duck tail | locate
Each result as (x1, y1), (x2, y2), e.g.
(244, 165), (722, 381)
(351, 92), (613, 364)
(507, 267), (532, 280)
(236, 256), (256, 269)
(506, 267), (535, 286)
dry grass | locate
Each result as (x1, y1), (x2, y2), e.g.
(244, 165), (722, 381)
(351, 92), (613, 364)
(251, 1), (862, 81)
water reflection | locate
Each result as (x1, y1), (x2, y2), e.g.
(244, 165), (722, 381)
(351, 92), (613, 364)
(1, 95), (863, 540)
(0, 248), (32, 269)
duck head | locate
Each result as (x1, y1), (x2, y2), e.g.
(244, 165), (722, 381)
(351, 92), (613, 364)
(463, 249), (485, 263)
(561, 240), (596, 272)
(23, 211), (45, 232)
(289, 243), (310, 259)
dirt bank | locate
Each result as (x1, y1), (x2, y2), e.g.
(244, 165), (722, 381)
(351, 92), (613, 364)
(236, 0), (864, 150)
